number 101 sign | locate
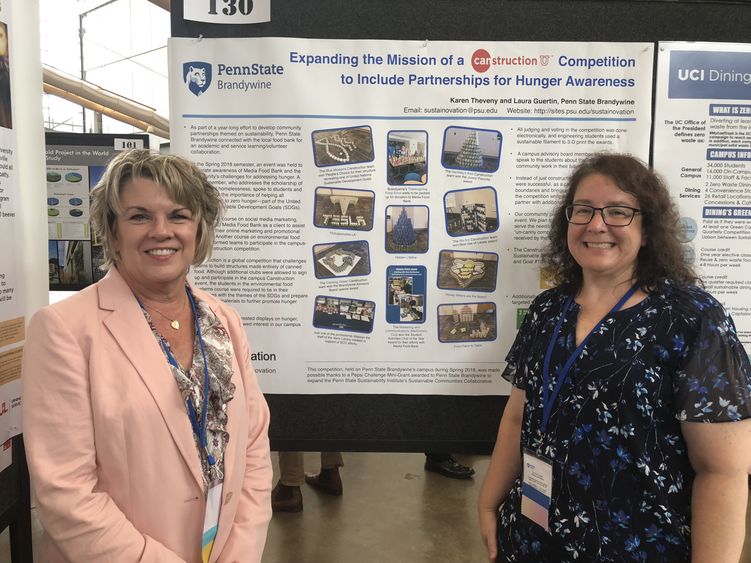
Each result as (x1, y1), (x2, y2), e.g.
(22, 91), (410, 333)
(183, 0), (270, 24)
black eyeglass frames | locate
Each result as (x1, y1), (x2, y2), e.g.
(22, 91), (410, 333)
(565, 204), (641, 226)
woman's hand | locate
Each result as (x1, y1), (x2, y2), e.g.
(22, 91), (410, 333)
(479, 508), (499, 562)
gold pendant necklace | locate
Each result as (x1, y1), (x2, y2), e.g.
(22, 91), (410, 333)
(143, 300), (185, 330)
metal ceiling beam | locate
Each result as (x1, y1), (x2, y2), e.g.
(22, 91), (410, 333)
(43, 65), (170, 139)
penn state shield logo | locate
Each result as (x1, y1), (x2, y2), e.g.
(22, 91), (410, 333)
(183, 62), (212, 96)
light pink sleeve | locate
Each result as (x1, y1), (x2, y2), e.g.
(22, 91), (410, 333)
(22, 307), (186, 563)
(217, 309), (272, 563)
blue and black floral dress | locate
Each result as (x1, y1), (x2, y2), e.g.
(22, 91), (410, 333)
(498, 279), (751, 562)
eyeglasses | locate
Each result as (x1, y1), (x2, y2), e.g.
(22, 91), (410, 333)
(565, 204), (641, 226)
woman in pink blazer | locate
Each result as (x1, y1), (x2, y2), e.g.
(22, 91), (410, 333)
(22, 150), (272, 562)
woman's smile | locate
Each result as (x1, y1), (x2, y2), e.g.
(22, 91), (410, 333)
(113, 176), (198, 296)
(567, 173), (645, 283)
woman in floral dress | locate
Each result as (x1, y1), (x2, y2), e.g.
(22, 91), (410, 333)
(479, 153), (751, 562)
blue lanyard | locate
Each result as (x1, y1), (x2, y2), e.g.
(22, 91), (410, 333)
(540, 282), (640, 434)
(145, 288), (216, 468)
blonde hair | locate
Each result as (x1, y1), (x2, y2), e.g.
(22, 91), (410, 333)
(90, 149), (224, 269)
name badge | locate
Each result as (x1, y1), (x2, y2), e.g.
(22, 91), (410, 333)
(521, 449), (553, 531)
(202, 482), (223, 562)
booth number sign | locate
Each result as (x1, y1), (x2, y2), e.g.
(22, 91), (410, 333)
(183, 0), (270, 24)
(114, 138), (145, 151)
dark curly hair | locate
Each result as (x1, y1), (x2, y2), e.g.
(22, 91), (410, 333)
(541, 153), (699, 294)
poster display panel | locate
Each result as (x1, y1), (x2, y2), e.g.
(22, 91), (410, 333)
(45, 133), (149, 291)
(169, 38), (653, 394)
(0, 3), (23, 441)
(654, 42), (751, 348)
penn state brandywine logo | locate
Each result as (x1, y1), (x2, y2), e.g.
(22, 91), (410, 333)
(183, 62), (212, 96)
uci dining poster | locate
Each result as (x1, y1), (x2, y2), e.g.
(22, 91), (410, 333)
(654, 42), (751, 352)
(168, 38), (654, 395)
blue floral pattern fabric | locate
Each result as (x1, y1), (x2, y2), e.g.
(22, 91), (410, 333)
(497, 279), (751, 562)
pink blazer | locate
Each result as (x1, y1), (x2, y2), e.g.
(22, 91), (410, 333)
(22, 268), (272, 562)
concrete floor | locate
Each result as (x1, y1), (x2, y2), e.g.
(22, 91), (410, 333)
(2, 452), (751, 562)
(265, 452), (485, 563)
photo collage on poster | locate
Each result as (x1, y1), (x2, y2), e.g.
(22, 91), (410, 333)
(309, 124), (502, 341)
(46, 165), (101, 291)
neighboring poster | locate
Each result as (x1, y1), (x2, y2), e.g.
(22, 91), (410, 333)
(169, 38), (653, 394)
(45, 133), (149, 291)
(654, 42), (751, 348)
(0, 2), (22, 442)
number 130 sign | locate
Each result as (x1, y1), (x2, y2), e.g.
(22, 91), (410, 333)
(183, 0), (270, 24)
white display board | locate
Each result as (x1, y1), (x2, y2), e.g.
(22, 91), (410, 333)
(169, 38), (653, 394)
(655, 42), (751, 348)
(0, 0), (24, 446)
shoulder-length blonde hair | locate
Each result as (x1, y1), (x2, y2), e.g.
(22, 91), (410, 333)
(90, 149), (224, 269)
